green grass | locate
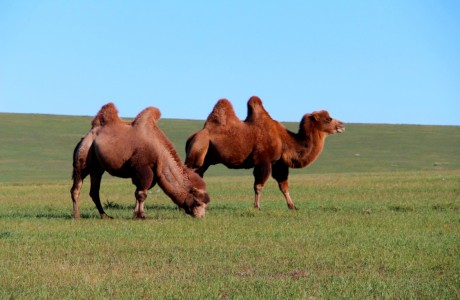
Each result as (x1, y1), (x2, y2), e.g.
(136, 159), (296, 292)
(0, 172), (459, 299)
(0, 113), (459, 299)
(0, 113), (459, 181)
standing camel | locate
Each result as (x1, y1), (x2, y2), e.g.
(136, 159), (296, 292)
(185, 96), (344, 209)
(71, 103), (210, 219)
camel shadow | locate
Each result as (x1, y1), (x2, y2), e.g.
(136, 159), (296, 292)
(0, 202), (240, 221)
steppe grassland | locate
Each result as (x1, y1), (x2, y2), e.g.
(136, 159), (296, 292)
(0, 113), (458, 298)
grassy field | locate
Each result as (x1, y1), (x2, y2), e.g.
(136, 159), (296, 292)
(0, 112), (459, 299)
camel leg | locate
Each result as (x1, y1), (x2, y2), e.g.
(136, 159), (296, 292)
(70, 171), (86, 219)
(89, 171), (112, 219)
(195, 164), (209, 178)
(253, 164), (272, 209)
(277, 180), (297, 210)
(272, 162), (297, 210)
(132, 167), (154, 219)
(133, 189), (148, 219)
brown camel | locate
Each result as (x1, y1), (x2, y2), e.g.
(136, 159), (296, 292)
(71, 103), (210, 219)
(185, 96), (344, 209)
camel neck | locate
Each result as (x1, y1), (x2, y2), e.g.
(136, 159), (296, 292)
(303, 128), (327, 166)
(155, 151), (191, 206)
(283, 121), (327, 168)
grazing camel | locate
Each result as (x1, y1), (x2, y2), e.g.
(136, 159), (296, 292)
(185, 96), (344, 209)
(71, 103), (210, 219)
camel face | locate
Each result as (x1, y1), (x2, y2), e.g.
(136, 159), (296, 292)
(310, 110), (345, 135)
(191, 202), (207, 218)
(185, 186), (210, 218)
(176, 176), (211, 218)
(181, 197), (208, 218)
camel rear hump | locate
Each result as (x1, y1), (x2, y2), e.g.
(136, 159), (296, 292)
(132, 106), (161, 128)
(245, 96), (273, 124)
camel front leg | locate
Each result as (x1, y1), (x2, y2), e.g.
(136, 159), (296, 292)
(253, 164), (272, 209)
(132, 167), (154, 219)
(277, 180), (297, 210)
(134, 189), (148, 219)
(272, 162), (297, 210)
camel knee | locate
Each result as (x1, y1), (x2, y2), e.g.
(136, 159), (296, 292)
(70, 188), (80, 203)
(254, 183), (265, 195)
(135, 189), (148, 201)
(253, 184), (265, 209)
(134, 190), (148, 219)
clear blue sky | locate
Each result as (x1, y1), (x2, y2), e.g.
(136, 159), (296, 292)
(1, 1), (459, 125)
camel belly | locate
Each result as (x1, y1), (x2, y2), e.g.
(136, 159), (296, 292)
(104, 162), (134, 178)
(93, 138), (134, 173)
(210, 143), (253, 168)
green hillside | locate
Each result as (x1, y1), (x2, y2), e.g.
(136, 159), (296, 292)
(0, 112), (458, 182)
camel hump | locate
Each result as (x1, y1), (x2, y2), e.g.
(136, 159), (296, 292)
(132, 106), (161, 127)
(91, 102), (122, 127)
(204, 98), (239, 126)
(244, 96), (273, 123)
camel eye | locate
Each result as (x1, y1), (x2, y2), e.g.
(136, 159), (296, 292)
(325, 117), (332, 123)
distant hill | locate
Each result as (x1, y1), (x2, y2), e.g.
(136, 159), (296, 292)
(0, 113), (458, 182)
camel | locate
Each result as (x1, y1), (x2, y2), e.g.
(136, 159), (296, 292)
(185, 96), (344, 209)
(70, 103), (210, 219)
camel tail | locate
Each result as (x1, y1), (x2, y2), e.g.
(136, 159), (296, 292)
(185, 129), (210, 168)
(71, 130), (97, 180)
(71, 138), (84, 180)
(72, 138), (83, 180)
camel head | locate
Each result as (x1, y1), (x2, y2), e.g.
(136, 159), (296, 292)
(302, 110), (345, 135)
(181, 171), (210, 218)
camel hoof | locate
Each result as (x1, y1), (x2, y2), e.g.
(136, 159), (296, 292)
(133, 213), (146, 220)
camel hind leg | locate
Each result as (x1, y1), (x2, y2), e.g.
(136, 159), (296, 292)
(253, 163), (272, 209)
(70, 136), (93, 219)
(70, 169), (87, 219)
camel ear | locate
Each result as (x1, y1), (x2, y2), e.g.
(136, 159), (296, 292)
(190, 187), (210, 204)
(309, 113), (319, 122)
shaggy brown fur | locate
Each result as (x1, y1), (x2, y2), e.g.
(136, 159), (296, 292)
(71, 103), (210, 219)
(185, 96), (344, 209)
